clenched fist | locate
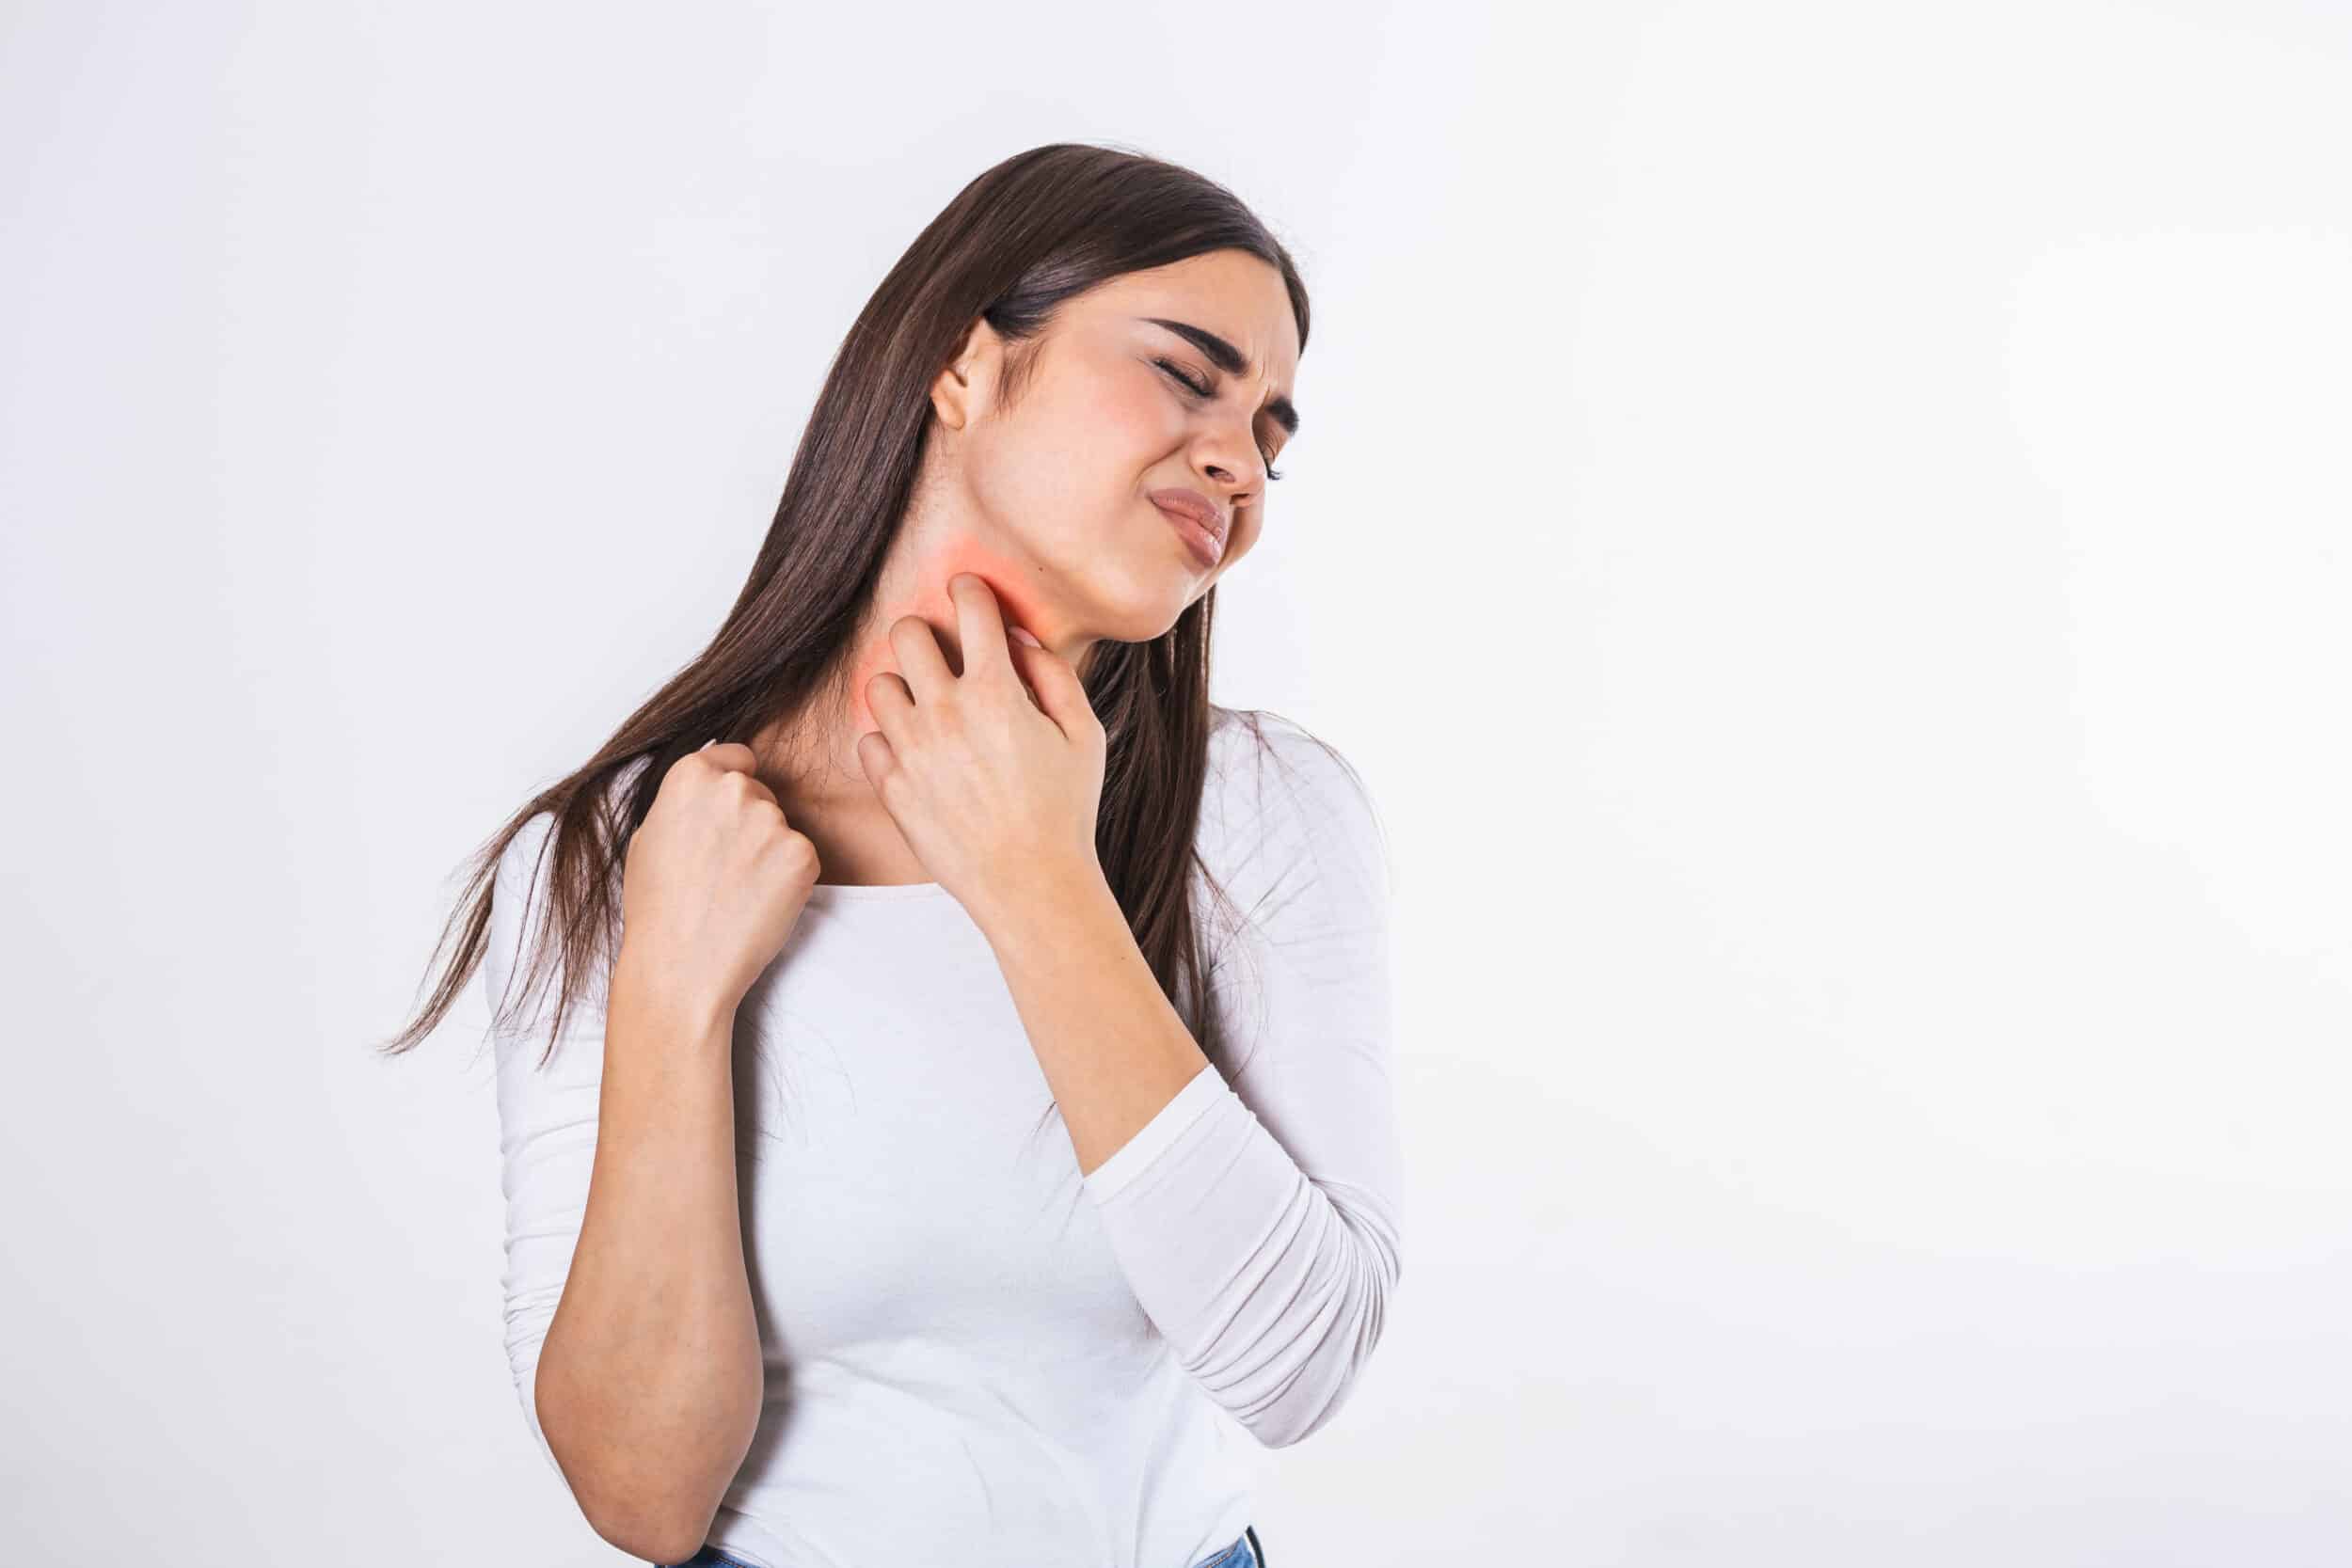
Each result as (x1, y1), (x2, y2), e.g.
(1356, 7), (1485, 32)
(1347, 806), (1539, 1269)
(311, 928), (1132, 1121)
(619, 740), (822, 1023)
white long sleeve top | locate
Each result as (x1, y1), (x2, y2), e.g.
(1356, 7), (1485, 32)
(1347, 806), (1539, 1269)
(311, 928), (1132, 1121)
(485, 706), (1404, 1568)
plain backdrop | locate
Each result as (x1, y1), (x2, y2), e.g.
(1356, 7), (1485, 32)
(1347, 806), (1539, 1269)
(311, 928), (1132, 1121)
(4, 1), (2346, 1563)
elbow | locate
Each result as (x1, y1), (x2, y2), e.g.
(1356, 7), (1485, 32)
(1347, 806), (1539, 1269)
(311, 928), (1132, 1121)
(1241, 1249), (1401, 1450)
(1244, 1374), (1361, 1449)
(1247, 1409), (1317, 1451)
(536, 1373), (728, 1567)
(569, 1476), (715, 1568)
(592, 1514), (712, 1568)
(1243, 1360), (1369, 1449)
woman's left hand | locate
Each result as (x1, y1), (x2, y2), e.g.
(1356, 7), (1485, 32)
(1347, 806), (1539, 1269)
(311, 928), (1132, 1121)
(857, 572), (1108, 925)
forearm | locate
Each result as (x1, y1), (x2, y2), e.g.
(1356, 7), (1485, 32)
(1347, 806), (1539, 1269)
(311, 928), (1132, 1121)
(532, 949), (762, 1563)
(978, 856), (1406, 1449)
(976, 864), (1209, 1179)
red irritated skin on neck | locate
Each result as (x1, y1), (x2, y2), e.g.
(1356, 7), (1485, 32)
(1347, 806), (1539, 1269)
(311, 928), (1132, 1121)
(842, 540), (1050, 737)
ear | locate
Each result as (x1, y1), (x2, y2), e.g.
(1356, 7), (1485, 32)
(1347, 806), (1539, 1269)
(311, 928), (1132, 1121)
(929, 317), (1003, 432)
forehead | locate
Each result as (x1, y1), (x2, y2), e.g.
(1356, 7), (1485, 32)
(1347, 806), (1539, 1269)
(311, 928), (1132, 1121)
(1079, 255), (1300, 380)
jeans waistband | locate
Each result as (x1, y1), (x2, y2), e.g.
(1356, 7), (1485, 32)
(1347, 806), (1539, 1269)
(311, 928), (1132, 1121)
(673, 1524), (1262, 1568)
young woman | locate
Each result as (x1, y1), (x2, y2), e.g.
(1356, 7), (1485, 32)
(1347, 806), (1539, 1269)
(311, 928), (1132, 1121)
(384, 141), (1401, 1568)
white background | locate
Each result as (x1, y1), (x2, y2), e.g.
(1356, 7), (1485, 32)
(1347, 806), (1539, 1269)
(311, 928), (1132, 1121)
(4, 1), (2346, 1562)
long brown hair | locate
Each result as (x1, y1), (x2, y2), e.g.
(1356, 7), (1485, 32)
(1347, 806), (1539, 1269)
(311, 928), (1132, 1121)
(376, 141), (1316, 1079)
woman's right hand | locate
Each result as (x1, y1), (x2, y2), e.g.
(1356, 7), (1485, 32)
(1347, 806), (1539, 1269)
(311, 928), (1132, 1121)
(618, 739), (821, 1021)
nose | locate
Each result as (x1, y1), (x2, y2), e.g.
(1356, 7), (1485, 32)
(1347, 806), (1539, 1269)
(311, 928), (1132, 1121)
(1199, 437), (1261, 501)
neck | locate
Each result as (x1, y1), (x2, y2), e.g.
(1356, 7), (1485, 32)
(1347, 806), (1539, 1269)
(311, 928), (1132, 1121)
(752, 483), (1097, 807)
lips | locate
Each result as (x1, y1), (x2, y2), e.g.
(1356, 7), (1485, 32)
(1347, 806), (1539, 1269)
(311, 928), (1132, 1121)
(1147, 487), (1228, 546)
(1151, 495), (1225, 568)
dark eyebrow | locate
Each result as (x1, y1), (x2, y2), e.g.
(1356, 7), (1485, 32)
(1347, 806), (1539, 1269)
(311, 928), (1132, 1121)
(1138, 316), (1300, 438)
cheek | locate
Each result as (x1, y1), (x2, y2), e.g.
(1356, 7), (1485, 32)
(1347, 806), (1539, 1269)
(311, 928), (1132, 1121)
(1221, 510), (1262, 566)
(1096, 372), (1181, 454)
(969, 399), (1100, 525)
(968, 368), (1185, 560)
(1017, 373), (1167, 485)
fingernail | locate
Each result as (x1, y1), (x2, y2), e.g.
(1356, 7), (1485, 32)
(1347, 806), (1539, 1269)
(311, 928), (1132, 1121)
(1010, 627), (1041, 647)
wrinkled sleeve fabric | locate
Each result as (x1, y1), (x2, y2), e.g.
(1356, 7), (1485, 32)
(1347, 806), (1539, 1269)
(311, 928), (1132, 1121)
(483, 810), (611, 1491)
(1080, 714), (1406, 1449)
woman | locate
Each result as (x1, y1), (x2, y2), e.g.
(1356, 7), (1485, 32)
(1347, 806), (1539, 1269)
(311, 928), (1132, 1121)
(384, 141), (1401, 1568)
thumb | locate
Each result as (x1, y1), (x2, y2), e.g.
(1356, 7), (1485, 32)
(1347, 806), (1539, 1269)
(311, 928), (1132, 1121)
(1008, 638), (1097, 738)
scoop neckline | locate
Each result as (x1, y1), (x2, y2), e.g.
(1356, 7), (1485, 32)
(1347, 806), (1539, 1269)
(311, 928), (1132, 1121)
(803, 879), (955, 902)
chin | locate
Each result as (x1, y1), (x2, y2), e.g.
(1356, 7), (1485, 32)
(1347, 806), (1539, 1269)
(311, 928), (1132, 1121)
(1072, 558), (1202, 642)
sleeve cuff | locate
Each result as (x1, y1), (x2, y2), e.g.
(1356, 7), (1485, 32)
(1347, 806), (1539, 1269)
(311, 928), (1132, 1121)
(1081, 1061), (1228, 1205)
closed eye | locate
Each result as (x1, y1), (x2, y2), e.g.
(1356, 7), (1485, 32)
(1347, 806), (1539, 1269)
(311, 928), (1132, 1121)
(1152, 358), (1285, 481)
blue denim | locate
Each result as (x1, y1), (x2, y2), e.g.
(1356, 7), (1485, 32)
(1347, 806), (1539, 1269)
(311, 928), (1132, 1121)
(668, 1524), (1261, 1568)
(1193, 1524), (1263, 1568)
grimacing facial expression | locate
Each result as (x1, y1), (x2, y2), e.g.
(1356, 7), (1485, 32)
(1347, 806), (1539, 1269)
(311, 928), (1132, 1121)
(939, 250), (1301, 643)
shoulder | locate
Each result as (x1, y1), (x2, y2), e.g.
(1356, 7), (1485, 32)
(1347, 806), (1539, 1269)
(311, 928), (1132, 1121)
(498, 754), (658, 874)
(1207, 705), (1380, 819)
(485, 755), (660, 1050)
(489, 753), (656, 953)
(1201, 705), (1390, 893)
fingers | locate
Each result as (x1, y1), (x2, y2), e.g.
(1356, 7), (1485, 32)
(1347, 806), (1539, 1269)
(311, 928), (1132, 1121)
(697, 740), (759, 772)
(687, 739), (787, 815)
(1006, 638), (1100, 741)
(887, 611), (954, 702)
(864, 573), (1085, 736)
(865, 668), (915, 737)
(946, 572), (1017, 681)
